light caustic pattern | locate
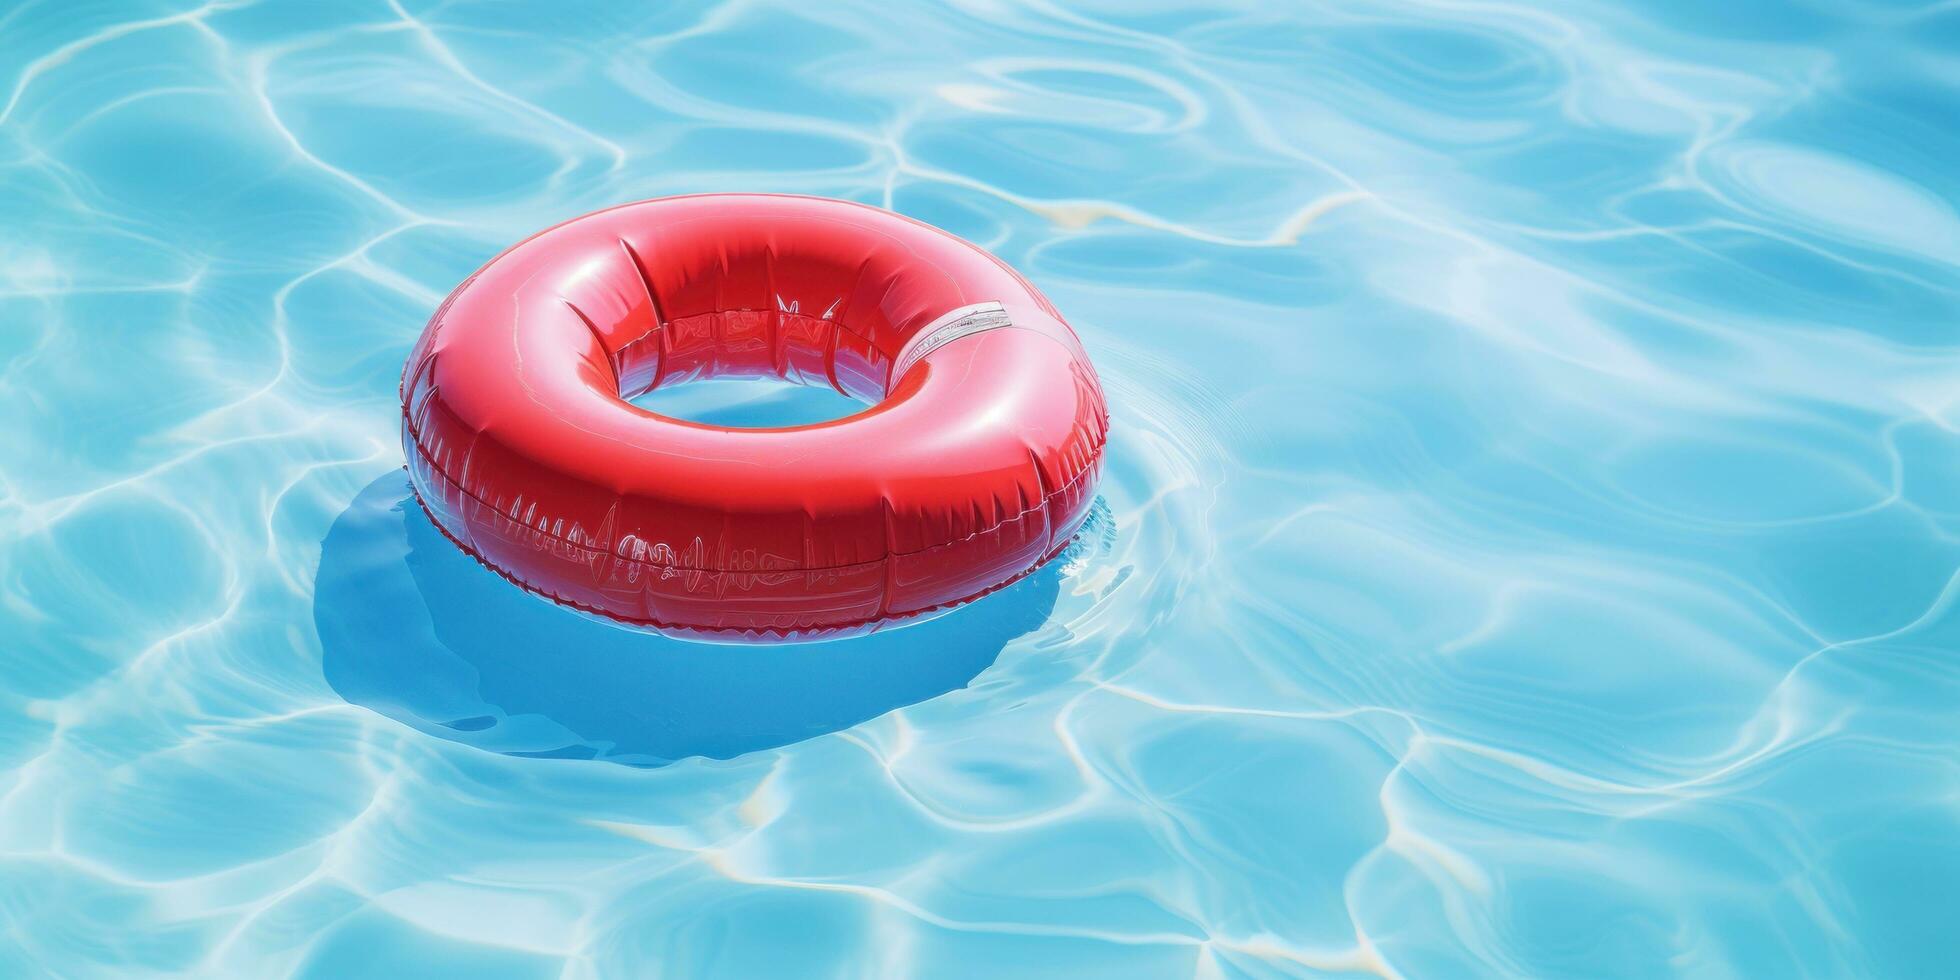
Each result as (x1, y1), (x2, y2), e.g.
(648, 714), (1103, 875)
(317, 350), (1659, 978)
(3, 1), (1959, 977)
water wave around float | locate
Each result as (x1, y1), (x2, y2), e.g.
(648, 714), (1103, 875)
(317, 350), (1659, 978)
(2, 1), (1958, 976)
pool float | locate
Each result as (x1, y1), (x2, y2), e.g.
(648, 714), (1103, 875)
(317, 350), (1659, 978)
(400, 194), (1107, 641)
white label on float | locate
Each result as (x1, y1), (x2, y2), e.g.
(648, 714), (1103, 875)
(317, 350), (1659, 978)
(886, 301), (1013, 394)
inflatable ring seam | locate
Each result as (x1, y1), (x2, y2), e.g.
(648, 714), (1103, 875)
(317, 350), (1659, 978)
(401, 406), (1107, 573)
(417, 300), (896, 406)
(402, 477), (1080, 640)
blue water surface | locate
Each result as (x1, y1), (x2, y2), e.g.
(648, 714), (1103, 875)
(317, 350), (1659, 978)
(4, 1), (1960, 976)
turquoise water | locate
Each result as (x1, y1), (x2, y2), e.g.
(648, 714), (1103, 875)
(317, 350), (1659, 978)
(4, 0), (1959, 975)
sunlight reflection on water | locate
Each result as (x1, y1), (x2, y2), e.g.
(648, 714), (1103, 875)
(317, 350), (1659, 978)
(2, 0), (1958, 975)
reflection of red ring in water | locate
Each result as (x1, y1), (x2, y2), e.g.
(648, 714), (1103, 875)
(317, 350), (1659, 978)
(400, 194), (1108, 642)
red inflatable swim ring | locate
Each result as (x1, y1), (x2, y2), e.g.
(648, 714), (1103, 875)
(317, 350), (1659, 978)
(400, 194), (1108, 641)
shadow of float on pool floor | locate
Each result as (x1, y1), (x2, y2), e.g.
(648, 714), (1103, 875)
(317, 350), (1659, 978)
(315, 471), (1062, 766)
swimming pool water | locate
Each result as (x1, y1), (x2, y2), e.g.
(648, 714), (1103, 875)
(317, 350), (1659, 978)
(5, 1), (1959, 976)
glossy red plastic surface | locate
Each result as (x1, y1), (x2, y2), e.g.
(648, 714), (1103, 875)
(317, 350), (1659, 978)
(400, 194), (1108, 641)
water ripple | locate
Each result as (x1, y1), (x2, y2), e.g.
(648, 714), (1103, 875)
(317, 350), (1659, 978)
(3, 0), (1958, 976)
